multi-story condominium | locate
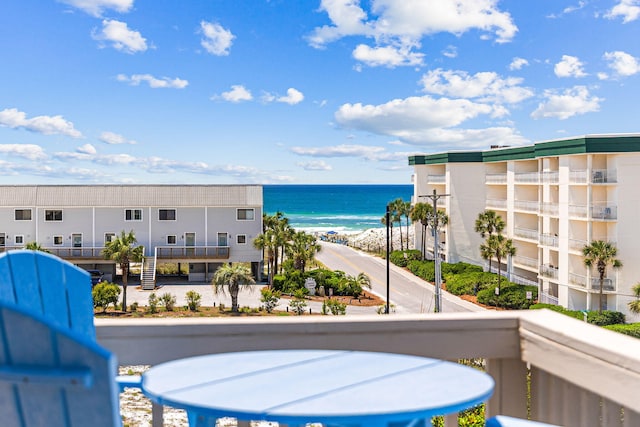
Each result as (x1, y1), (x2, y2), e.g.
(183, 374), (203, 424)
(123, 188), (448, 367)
(409, 134), (640, 319)
(0, 185), (263, 287)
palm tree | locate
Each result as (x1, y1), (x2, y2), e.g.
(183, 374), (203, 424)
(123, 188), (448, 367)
(583, 240), (622, 312)
(475, 210), (506, 272)
(390, 198), (406, 250)
(102, 230), (144, 312)
(253, 229), (277, 286)
(410, 202), (431, 260)
(24, 242), (49, 253)
(380, 214), (394, 252)
(629, 283), (640, 315)
(287, 231), (321, 272)
(212, 263), (256, 312)
(481, 234), (516, 294)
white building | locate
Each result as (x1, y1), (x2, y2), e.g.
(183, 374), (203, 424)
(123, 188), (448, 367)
(0, 185), (263, 286)
(409, 134), (640, 319)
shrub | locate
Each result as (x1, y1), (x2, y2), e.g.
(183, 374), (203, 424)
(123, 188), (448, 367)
(477, 284), (537, 309)
(160, 292), (176, 311)
(260, 288), (281, 313)
(92, 282), (121, 312)
(147, 293), (159, 314)
(322, 298), (347, 315)
(407, 260), (436, 282)
(289, 289), (308, 315)
(587, 310), (625, 326)
(130, 301), (139, 312)
(444, 272), (498, 296)
(441, 262), (483, 276)
(185, 290), (201, 312)
(605, 323), (640, 338)
(389, 250), (422, 267)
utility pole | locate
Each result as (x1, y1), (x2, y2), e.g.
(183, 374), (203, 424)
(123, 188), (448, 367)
(420, 189), (450, 313)
(385, 204), (390, 314)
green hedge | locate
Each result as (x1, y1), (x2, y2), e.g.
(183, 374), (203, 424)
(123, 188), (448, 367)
(477, 283), (538, 309)
(604, 323), (640, 338)
(529, 304), (625, 325)
(389, 250), (422, 267)
(444, 271), (499, 296)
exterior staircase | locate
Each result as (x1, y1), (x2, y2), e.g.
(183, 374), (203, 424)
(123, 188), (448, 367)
(140, 254), (156, 290)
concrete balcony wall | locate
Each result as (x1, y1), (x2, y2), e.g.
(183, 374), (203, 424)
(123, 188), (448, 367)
(96, 310), (640, 427)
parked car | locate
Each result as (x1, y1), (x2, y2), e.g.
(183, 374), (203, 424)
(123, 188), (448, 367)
(87, 270), (104, 286)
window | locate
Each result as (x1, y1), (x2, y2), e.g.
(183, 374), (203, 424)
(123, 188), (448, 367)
(14, 235), (24, 245)
(159, 209), (176, 221)
(14, 209), (32, 221)
(53, 236), (63, 245)
(105, 233), (116, 244)
(167, 235), (177, 245)
(236, 234), (247, 244)
(237, 208), (255, 221)
(45, 210), (62, 222)
(125, 209), (143, 221)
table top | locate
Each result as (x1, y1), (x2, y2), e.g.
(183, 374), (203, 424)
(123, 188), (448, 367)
(142, 350), (494, 426)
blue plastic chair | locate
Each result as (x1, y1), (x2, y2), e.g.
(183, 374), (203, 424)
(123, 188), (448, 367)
(0, 250), (141, 391)
(0, 300), (122, 427)
(487, 415), (562, 426)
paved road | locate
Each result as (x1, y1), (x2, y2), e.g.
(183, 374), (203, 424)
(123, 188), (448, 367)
(316, 241), (483, 314)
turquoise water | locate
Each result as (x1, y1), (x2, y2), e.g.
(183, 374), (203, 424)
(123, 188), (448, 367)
(263, 184), (413, 233)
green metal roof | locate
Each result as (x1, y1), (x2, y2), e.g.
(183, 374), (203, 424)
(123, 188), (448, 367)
(408, 135), (640, 165)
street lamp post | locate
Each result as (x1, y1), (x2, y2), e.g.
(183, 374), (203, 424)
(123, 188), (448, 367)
(385, 204), (390, 314)
(420, 189), (450, 313)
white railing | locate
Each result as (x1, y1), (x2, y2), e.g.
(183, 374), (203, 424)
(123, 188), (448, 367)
(591, 203), (617, 220)
(541, 171), (559, 184)
(427, 174), (446, 183)
(155, 245), (230, 259)
(569, 204), (589, 218)
(538, 292), (558, 305)
(513, 255), (538, 269)
(569, 238), (588, 251)
(96, 310), (640, 427)
(540, 264), (559, 279)
(539, 233), (558, 247)
(486, 199), (507, 210)
(569, 272), (616, 291)
(540, 203), (559, 216)
(569, 170), (588, 184)
(513, 227), (538, 241)
(569, 272), (587, 288)
(510, 275), (539, 286)
(514, 172), (539, 183)
(591, 169), (617, 184)
(485, 173), (507, 184)
(514, 200), (539, 213)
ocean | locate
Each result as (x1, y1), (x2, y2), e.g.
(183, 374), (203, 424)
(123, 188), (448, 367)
(263, 184), (413, 233)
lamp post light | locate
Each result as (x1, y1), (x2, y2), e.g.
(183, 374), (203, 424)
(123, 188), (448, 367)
(420, 189), (450, 313)
(385, 204), (390, 314)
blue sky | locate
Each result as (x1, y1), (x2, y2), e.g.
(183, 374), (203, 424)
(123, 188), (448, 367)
(1, 1), (639, 185)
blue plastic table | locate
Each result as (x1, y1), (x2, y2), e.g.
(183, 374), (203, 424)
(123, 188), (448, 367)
(142, 350), (495, 427)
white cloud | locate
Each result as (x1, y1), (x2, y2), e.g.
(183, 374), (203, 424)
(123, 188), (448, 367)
(216, 85), (253, 103)
(77, 143), (97, 155)
(554, 55), (587, 78)
(352, 43), (424, 67)
(603, 51), (640, 77)
(420, 69), (534, 104)
(58, 0), (133, 17)
(99, 131), (137, 145)
(308, 0), (518, 55)
(277, 88), (305, 105)
(531, 86), (602, 120)
(509, 57), (529, 70)
(605, 0), (640, 23)
(442, 45), (458, 59)
(332, 95), (528, 148)
(116, 74), (188, 88)
(0, 108), (82, 138)
(547, 1), (587, 18)
(200, 21), (235, 56)
(0, 144), (48, 160)
(297, 160), (333, 171)
(93, 19), (147, 54)
(291, 144), (385, 159)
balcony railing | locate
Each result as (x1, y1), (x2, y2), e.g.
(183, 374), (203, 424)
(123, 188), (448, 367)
(513, 227), (538, 241)
(155, 246), (230, 259)
(538, 291), (558, 305)
(569, 272), (615, 291)
(486, 199), (507, 210)
(541, 171), (559, 184)
(513, 255), (538, 269)
(96, 311), (640, 427)
(43, 246), (105, 259)
(540, 203), (559, 216)
(591, 203), (617, 220)
(539, 233), (558, 247)
(426, 174), (446, 184)
(514, 200), (539, 213)
(569, 170), (588, 184)
(591, 169), (617, 184)
(540, 264), (559, 279)
(514, 172), (539, 183)
(485, 173), (507, 184)
(569, 238), (588, 251)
